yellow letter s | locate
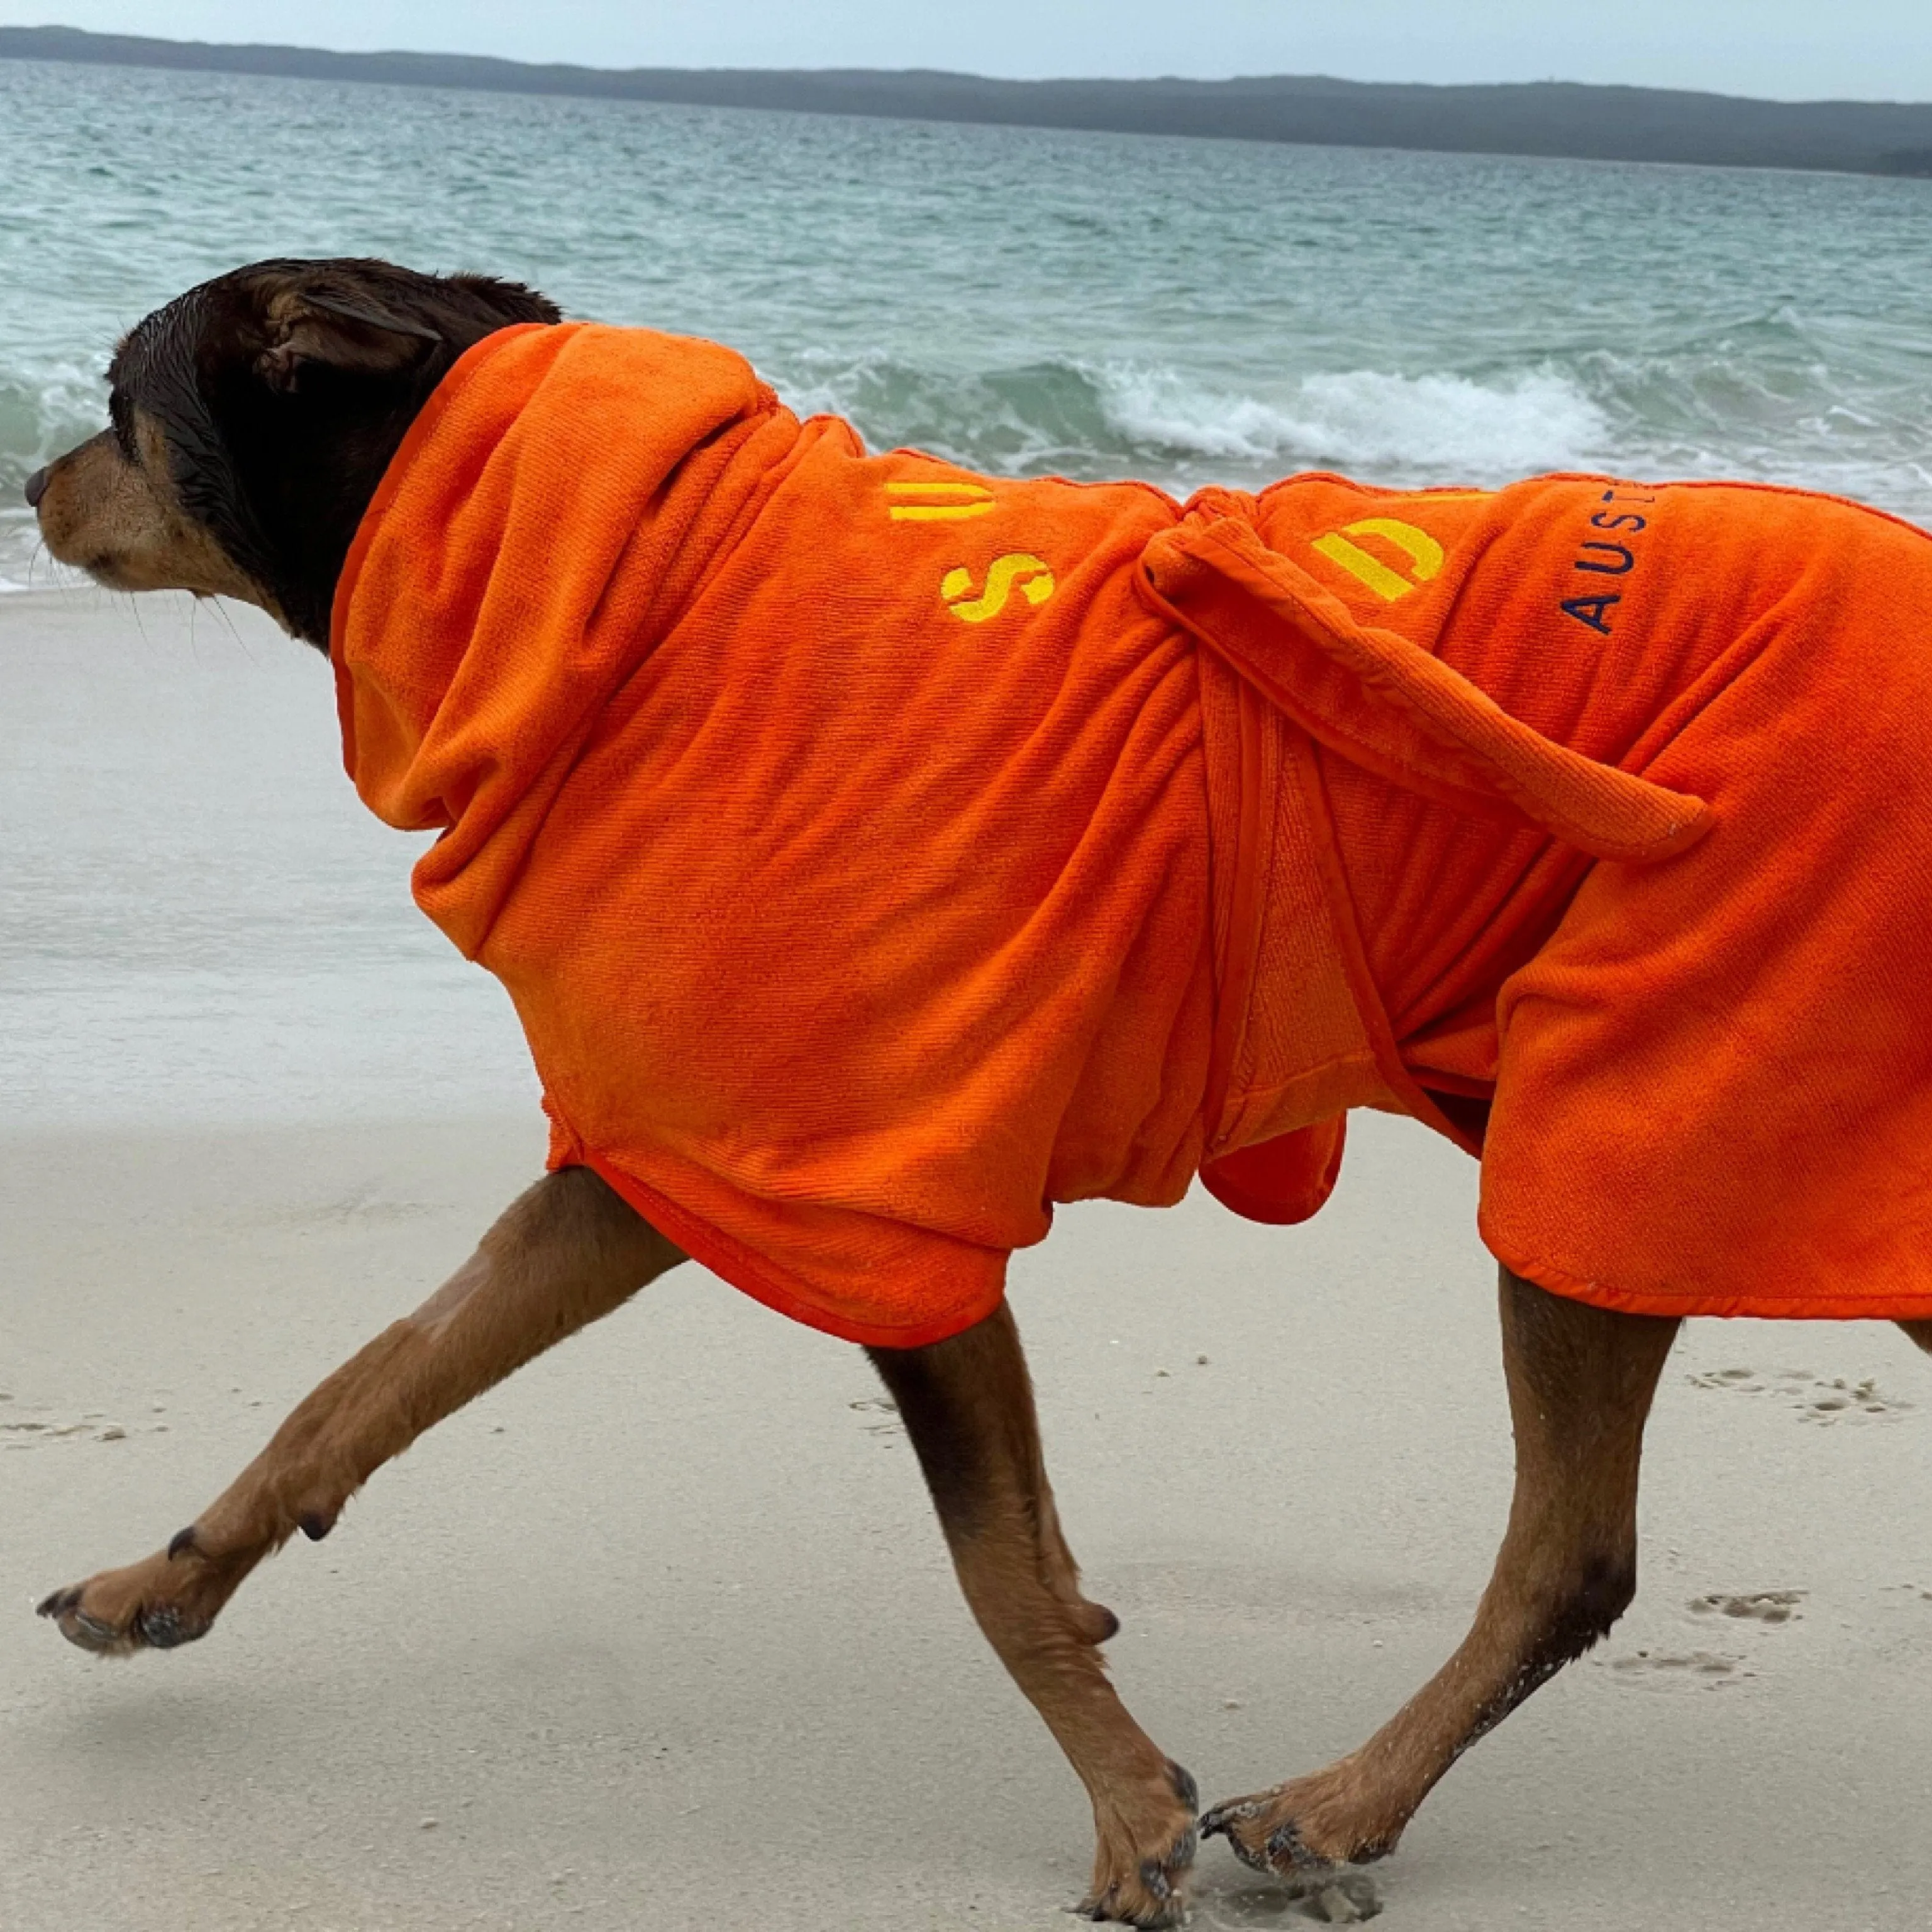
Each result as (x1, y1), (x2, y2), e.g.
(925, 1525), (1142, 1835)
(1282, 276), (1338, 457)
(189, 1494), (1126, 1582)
(942, 554), (1057, 623)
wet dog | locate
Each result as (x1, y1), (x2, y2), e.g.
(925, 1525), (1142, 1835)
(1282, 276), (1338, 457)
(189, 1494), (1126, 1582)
(28, 258), (1932, 1929)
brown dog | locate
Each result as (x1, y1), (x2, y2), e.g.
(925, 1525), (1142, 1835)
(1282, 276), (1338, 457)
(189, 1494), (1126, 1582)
(26, 258), (1932, 1929)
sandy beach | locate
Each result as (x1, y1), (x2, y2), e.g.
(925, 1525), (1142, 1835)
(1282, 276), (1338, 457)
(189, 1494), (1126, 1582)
(7, 591), (1932, 1931)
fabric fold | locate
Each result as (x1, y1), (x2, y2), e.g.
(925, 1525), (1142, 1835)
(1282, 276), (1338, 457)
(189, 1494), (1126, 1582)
(1139, 511), (1714, 866)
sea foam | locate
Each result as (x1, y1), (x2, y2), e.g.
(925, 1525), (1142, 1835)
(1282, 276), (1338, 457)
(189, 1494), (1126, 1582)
(1092, 363), (1613, 483)
(777, 350), (1614, 495)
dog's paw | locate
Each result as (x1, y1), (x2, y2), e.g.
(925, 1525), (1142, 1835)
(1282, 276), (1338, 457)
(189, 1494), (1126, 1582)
(1201, 1767), (1398, 1879)
(1077, 1759), (1198, 1928)
(36, 1532), (238, 1657)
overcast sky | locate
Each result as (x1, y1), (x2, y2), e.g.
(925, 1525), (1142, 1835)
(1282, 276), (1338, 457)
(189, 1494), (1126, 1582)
(4, 2), (1931, 102)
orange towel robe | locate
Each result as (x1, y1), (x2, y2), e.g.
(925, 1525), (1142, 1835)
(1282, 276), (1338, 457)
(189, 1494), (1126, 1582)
(333, 321), (1932, 1341)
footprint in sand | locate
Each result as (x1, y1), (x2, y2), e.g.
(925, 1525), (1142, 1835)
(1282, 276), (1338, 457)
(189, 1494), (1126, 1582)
(1685, 1367), (1909, 1423)
(1688, 1589), (1806, 1625)
(287, 1187), (437, 1227)
(1, 1411), (133, 1448)
(0, 1397), (158, 1449)
(1601, 1647), (1753, 1687)
(1294, 1874), (1384, 1924)
(1601, 1587), (1808, 1682)
(1199, 1870), (1385, 1926)
(848, 1397), (904, 1437)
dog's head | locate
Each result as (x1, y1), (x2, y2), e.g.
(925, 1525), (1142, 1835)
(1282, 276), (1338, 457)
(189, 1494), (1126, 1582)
(27, 258), (560, 646)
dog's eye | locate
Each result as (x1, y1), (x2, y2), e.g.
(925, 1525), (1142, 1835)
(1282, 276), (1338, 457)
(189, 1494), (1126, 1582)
(107, 390), (136, 462)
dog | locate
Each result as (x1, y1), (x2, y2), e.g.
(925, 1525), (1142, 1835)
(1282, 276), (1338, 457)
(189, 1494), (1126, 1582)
(27, 258), (1932, 1928)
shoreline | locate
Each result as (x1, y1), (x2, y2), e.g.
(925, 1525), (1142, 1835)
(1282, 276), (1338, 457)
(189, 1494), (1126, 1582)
(0, 589), (540, 1137)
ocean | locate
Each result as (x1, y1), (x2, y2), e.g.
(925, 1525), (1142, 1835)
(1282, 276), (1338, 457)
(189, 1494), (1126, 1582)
(5, 55), (1932, 579)
(2, 53), (1930, 1129)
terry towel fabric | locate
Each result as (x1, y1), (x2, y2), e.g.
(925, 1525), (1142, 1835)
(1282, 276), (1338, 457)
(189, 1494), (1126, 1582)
(331, 321), (1932, 1342)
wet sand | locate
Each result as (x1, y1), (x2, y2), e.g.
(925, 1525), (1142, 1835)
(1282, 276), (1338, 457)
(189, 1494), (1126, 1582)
(6, 594), (1932, 1930)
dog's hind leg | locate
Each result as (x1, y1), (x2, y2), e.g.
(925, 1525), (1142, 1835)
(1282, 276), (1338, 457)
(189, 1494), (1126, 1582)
(867, 1302), (1197, 1929)
(1202, 1266), (1680, 1876)
(1899, 1321), (1932, 1355)
(38, 1167), (681, 1658)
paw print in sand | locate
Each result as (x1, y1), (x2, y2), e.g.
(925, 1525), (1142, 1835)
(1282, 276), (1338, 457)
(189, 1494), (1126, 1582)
(1689, 1589), (1806, 1625)
(1685, 1367), (1909, 1423)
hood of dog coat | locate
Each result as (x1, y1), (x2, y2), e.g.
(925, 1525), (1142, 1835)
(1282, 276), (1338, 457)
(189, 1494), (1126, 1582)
(330, 321), (1247, 1346)
(331, 321), (794, 950)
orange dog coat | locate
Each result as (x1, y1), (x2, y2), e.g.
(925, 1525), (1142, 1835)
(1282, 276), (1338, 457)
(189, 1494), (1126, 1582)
(333, 322), (1932, 1342)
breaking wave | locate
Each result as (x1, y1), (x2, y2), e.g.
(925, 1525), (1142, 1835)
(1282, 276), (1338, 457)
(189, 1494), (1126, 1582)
(775, 350), (1613, 494)
(0, 356), (108, 489)
(1096, 363), (1613, 481)
(771, 341), (1932, 521)
(0, 354), (111, 585)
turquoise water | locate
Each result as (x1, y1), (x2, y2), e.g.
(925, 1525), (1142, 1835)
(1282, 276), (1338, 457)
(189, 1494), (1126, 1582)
(4, 53), (1932, 582)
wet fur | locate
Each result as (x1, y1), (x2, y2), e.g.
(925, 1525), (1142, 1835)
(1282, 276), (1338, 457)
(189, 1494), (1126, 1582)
(28, 258), (1932, 1929)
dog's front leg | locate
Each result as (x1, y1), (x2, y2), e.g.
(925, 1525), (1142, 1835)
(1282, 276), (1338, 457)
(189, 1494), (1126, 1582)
(867, 1302), (1196, 1929)
(1202, 1266), (1680, 1875)
(38, 1167), (681, 1657)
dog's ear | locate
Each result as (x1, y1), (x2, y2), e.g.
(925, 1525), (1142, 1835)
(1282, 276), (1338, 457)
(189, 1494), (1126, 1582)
(255, 286), (441, 394)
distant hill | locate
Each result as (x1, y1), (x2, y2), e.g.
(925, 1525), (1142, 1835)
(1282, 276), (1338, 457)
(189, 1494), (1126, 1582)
(5, 24), (1932, 178)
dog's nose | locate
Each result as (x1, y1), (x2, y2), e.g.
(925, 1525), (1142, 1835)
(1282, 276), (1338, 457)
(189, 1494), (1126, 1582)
(24, 466), (49, 509)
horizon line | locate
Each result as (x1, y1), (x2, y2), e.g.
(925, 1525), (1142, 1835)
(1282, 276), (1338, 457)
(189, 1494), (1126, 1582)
(4, 24), (1932, 177)
(9, 22), (1932, 106)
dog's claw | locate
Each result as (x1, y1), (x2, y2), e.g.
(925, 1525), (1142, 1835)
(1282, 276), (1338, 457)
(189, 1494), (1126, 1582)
(1197, 1799), (1253, 1840)
(1201, 1797), (1314, 1876)
(167, 1525), (199, 1560)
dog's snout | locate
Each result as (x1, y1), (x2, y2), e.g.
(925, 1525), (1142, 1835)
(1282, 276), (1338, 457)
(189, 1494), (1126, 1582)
(24, 465), (49, 510)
